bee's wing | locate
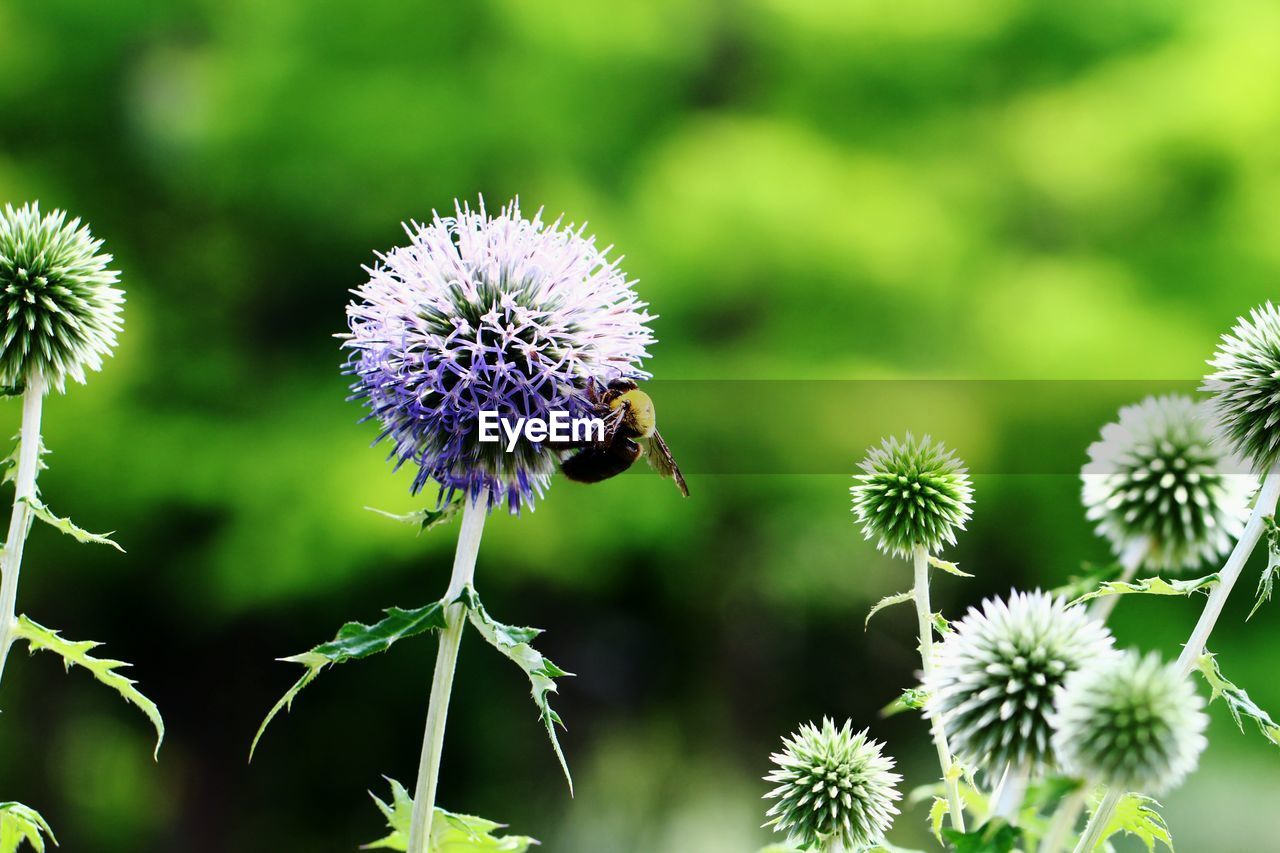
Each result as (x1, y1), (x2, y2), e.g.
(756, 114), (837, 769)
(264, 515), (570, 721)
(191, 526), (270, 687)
(645, 430), (689, 497)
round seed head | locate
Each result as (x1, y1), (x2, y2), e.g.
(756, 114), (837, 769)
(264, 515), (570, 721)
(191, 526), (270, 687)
(1052, 651), (1207, 794)
(0, 202), (124, 391)
(925, 591), (1116, 776)
(764, 719), (901, 852)
(850, 434), (973, 559)
(1082, 395), (1254, 571)
(1203, 302), (1280, 473)
(345, 198), (655, 512)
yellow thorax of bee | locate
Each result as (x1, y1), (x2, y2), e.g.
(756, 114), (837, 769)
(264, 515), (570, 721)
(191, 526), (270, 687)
(611, 388), (656, 437)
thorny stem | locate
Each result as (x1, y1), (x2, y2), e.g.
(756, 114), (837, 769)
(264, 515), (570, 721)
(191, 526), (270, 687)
(1175, 469), (1280, 677)
(1039, 787), (1087, 853)
(1072, 787), (1122, 853)
(0, 373), (45, 688)
(407, 493), (488, 853)
(913, 545), (966, 833)
(1089, 538), (1149, 622)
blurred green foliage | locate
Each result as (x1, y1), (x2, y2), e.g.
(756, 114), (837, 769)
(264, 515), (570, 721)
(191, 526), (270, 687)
(1, 0), (1280, 850)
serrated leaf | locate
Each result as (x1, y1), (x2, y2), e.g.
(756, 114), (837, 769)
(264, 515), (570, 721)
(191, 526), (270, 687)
(1250, 517), (1280, 620)
(927, 555), (973, 577)
(908, 769), (987, 822)
(932, 612), (952, 635)
(0, 802), (55, 853)
(361, 777), (537, 852)
(366, 499), (461, 535)
(1090, 792), (1172, 853)
(1069, 573), (1218, 607)
(865, 589), (914, 630)
(251, 601), (448, 759)
(461, 587), (573, 794)
(1053, 562), (1123, 603)
(1, 435), (46, 487)
(942, 820), (1021, 853)
(21, 497), (122, 552)
(1196, 652), (1280, 747)
(929, 796), (948, 843)
(14, 615), (163, 758)
(880, 687), (928, 718)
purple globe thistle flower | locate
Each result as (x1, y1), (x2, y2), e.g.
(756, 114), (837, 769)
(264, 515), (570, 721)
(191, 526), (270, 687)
(345, 199), (655, 512)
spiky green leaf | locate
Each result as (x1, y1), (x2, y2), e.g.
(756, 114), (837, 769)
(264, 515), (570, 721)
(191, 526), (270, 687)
(361, 777), (536, 852)
(366, 499), (461, 535)
(21, 496), (122, 551)
(461, 587), (573, 793)
(1196, 652), (1280, 747)
(14, 615), (162, 757)
(927, 555), (973, 577)
(880, 687), (927, 718)
(865, 589), (913, 630)
(1052, 562), (1123, 603)
(1, 435), (45, 486)
(0, 803), (55, 853)
(1069, 573), (1219, 607)
(928, 796), (948, 843)
(1090, 792), (1172, 853)
(1250, 516), (1280, 620)
(251, 601), (449, 759)
(942, 820), (1021, 853)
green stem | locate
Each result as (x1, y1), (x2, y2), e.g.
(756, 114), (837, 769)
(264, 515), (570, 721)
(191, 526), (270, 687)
(1039, 786), (1087, 853)
(1175, 469), (1280, 677)
(406, 493), (488, 853)
(913, 545), (966, 833)
(1072, 787), (1121, 853)
(0, 373), (45, 688)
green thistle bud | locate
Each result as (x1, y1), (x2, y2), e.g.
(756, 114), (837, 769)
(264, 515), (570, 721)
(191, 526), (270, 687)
(1202, 302), (1280, 472)
(763, 718), (901, 852)
(0, 203), (124, 391)
(850, 434), (973, 559)
(1052, 651), (1207, 794)
(1082, 395), (1254, 571)
(925, 591), (1115, 776)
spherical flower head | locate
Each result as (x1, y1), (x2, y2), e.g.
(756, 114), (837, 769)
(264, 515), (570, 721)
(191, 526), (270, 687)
(850, 434), (973, 559)
(1203, 302), (1280, 473)
(0, 202), (124, 392)
(1052, 651), (1207, 794)
(345, 199), (655, 512)
(764, 718), (901, 852)
(1082, 395), (1254, 571)
(925, 591), (1116, 777)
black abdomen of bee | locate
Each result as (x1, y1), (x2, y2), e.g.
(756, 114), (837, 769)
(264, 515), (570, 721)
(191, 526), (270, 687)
(560, 438), (643, 484)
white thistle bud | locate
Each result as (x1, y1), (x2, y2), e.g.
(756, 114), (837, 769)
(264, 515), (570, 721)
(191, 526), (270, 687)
(1082, 395), (1253, 571)
(1052, 651), (1208, 794)
(925, 591), (1116, 776)
(763, 718), (901, 852)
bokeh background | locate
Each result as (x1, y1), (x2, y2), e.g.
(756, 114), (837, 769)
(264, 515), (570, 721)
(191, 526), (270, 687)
(1, 0), (1279, 850)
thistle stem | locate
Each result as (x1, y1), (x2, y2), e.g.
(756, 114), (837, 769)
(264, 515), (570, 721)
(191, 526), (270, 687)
(0, 373), (45, 688)
(407, 493), (488, 853)
(1039, 787), (1087, 853)
(1089, 539), (1149, 621)
(913, 545), (966, 833)
(1072, 787), (1122, 853)
(988, 762), (1029, 823)
(1175, 469), (1280, 677)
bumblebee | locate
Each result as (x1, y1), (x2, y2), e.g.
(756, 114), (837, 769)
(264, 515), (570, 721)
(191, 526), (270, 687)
(558, 378), (689, 496)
